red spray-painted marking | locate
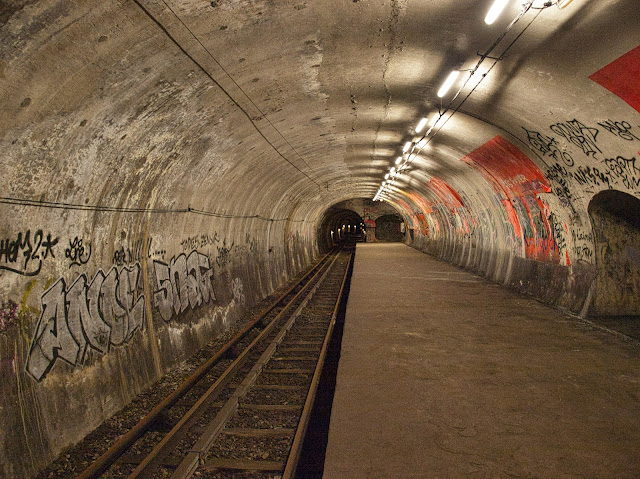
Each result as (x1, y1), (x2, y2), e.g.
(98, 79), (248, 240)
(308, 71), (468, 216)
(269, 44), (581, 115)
(463, 136), (550, 197)
(463, 136), (559, 262)
(427, 177), (464, 211)
(589, 45), (640, 114)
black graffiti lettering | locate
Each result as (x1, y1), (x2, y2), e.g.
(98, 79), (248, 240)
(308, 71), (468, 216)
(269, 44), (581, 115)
(549, 213), (567, 253)
(597, 120), (639, 142)
(573, 245), (594, 261)
(65, 236), (92, 268)
(572, 165), (612, 188)
(604, 156), (640, 191)
(572, 230), (593, 243)
(113, 238), (153, 265)
(180, 232), (220, 251)
(0, 229), (59, 276)
(544, 162), (574, 208)
(113, 247), (127, 266)
(41, 233), (58, 259)
(550, 119), (601, 158)
(27, 230), (40, 267)
(523, 127), (574, 167)
(25, 264), (145, 381)
(216, 240), (234, 267)
(153, 250), (216, 322)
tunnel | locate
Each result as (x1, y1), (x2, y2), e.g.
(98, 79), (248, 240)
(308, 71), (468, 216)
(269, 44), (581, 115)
(1, 0), (639, 476)
(318, 205), (366, 249)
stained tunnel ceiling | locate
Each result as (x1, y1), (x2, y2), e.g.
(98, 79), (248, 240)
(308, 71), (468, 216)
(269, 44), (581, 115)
(1, 0), (639, 225)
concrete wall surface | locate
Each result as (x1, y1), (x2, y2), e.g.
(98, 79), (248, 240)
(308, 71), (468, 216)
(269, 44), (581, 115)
(1, 0), (639, 476)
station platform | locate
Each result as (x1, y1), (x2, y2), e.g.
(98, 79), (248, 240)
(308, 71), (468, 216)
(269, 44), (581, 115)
(323, 243), (640, 478)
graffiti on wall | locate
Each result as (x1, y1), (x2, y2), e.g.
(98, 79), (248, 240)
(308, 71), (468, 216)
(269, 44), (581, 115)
(571, 229), (594, 263)
(25, 263), (145, 381)
(180, 232), (220, 252)
(603, 156), (640, 190)
(550, 119), (601, 158)
(152, 250), (216, 322)
(0, 226), (255, 382)
(0, 230), (59, 276)
(523, 127), (575, 167)
(113, 237), (165, 266)
(525, 118), (640, 195)
(0, 300), (18, 333)
(427, 178), (465, 211)
(405, 192), (433, 237)
(216, 239), (234, 267)
(542, 155), (640, 195)
(232, 234), (258, 256)
(463, 136), (561, 262)
(549, 212), (569, 265)
(65, 237), (92, 268)
(597, 120), (640, 142)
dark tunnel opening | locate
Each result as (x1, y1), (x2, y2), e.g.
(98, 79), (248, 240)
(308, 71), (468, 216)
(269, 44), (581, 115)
(318, 207), (366, 252)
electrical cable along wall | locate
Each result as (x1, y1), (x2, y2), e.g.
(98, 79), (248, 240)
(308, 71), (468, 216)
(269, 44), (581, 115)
(1, 0), (640, 477)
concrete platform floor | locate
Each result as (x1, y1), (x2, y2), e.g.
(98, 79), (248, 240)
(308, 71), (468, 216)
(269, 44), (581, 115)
(323, 244), (640, 479)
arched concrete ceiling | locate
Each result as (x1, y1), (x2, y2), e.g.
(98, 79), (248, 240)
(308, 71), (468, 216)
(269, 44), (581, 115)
(2, 0), (638, 228)
(3, 3), (640, 476)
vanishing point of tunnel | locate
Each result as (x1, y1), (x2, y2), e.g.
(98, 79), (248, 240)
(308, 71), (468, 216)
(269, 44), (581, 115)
(1, 0), (640, 477)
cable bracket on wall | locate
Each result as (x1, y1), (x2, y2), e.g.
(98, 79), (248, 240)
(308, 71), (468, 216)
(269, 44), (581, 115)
(477, 51), (505, 61)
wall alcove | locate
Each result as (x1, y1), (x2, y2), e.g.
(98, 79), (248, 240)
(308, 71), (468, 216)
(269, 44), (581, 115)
(375, 214), (404, 242)
(588, 190), (640, 317)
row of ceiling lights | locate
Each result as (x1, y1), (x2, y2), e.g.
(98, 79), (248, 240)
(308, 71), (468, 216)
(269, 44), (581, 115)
(372, 0), (554, 202)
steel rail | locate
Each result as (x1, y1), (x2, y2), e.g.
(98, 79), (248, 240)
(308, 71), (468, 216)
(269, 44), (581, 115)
(77, 250), (333, 479)
(282, 248), (354, 478)
(170, 252), (343, 479)
(128, 251), (341, 478)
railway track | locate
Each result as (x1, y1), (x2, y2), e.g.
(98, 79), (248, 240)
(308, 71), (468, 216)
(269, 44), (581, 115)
(78, 245), (354, 479)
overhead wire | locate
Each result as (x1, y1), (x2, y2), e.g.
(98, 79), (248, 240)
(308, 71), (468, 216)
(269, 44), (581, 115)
(406, 2), (545, 169)
(0, 196), (308, 222)
(0, 0), (325, 221)
(132, 0), (321, 188)
(157, 0), (317, 178)
(376, 2), (547, 201)
(426, 7), (543, 150)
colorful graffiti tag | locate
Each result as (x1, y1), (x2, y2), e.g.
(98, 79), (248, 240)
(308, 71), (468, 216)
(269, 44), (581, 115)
(463, 136), (561, 262)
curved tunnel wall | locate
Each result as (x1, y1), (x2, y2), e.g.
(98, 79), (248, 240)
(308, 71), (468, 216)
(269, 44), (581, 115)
(1, 0), (639, 477)
(0, 4), (323, 475)
(393, 129), (630, 313)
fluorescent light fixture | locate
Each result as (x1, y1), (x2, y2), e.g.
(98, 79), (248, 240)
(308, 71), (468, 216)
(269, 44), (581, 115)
(437, 70), (460, 98)
(485, 0), (510, 25)
(390, 167), (396, 174)
(395, 156), (403, 165)
(385, 173), (390, 179)
(416, 139), (428, 149)
(415, 117), (428, 133)
(403, 141), (412, 153)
